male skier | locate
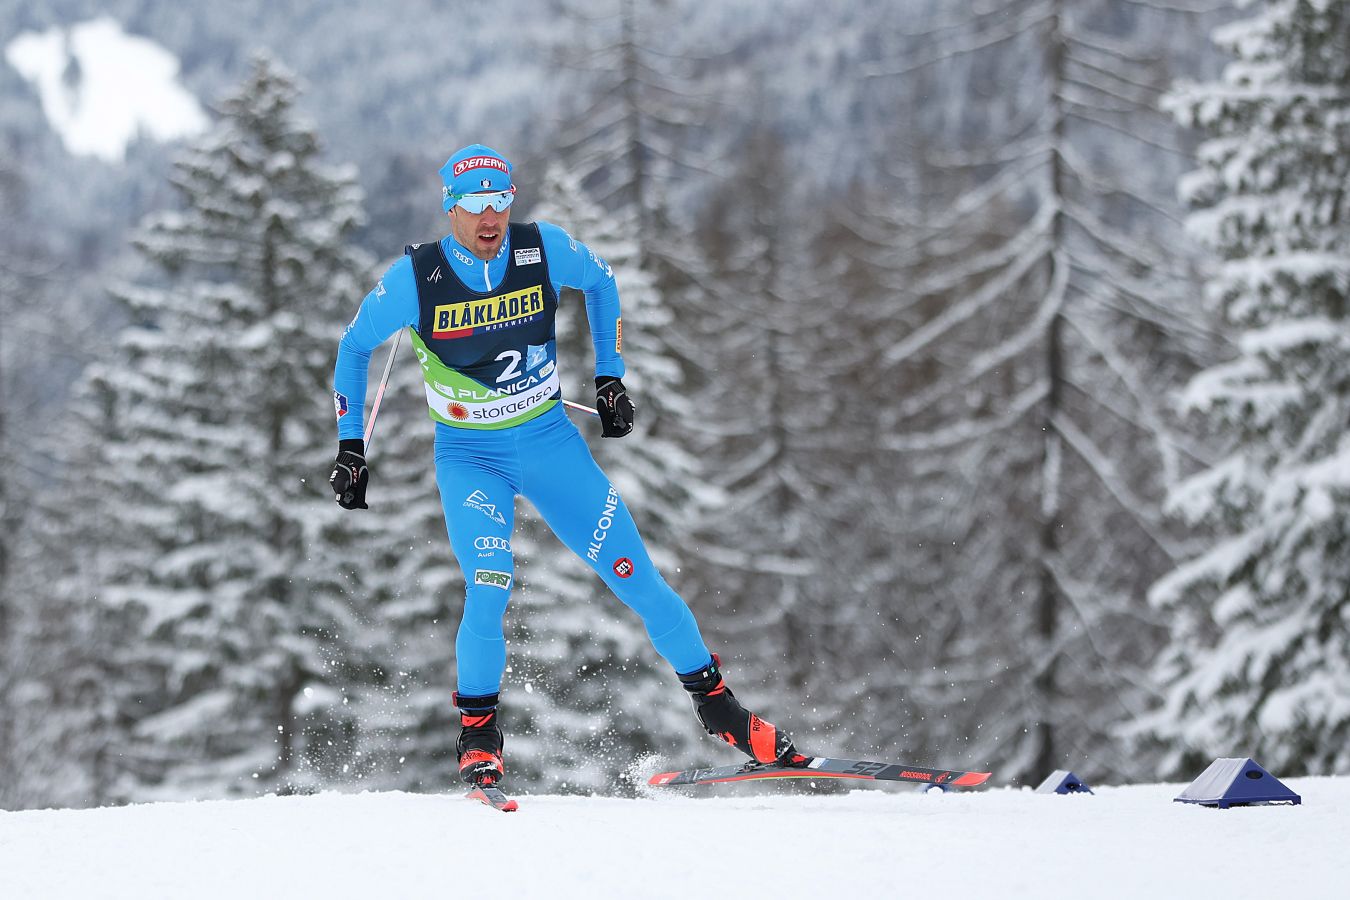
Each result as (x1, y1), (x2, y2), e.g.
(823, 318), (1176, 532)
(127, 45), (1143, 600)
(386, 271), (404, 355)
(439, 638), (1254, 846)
(329, 145), (801, 789)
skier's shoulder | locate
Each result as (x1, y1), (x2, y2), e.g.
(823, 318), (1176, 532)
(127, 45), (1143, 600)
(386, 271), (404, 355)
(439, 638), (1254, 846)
(533, 220), (582, 257)
(381, 250), (415, 280)
(369, 252), (411, 295)
(361, 253), (417, 323)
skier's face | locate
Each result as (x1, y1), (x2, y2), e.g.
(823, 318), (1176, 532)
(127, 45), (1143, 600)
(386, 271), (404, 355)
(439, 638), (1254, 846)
(449, 201), (511, 260)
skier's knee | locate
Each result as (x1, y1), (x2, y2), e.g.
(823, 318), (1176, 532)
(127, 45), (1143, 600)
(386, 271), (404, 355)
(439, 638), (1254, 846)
(461, 578), (512, 638)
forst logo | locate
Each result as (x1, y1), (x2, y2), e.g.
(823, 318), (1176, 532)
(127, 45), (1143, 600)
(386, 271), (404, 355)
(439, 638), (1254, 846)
(613, 557), (634, 579)
(474, 569), (512, 590)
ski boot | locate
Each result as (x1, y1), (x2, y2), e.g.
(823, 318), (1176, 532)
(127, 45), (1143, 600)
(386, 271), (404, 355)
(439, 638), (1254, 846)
(454, 692), (505, 786)
(679, 654), (807, 767)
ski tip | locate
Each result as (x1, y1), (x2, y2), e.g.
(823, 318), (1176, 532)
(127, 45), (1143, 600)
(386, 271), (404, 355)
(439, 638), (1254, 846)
(647, 771), (680, 786)
(951, 771), (993, 787)
(467, 786), (519, 812)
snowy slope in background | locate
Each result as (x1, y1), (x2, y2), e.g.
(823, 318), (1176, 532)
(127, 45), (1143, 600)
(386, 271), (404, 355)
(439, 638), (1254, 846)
(2, 777), (1346, 899)
(4, 16), (207, 162)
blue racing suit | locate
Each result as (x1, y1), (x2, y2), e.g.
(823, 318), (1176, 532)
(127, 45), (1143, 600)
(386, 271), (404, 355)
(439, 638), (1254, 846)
(333, 221), (712, 699)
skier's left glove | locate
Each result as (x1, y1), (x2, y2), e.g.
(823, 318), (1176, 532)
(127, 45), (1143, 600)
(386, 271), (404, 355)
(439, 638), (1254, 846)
(329, 439), (369, 509)
(595, 377), (635, 438)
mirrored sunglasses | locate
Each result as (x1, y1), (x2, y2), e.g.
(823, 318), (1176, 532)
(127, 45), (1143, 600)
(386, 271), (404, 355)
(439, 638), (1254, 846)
(452, 188), (516, 214)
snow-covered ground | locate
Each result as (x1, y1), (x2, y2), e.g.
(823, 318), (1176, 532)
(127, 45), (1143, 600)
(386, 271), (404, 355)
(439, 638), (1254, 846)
(2, 775), (1346, 899)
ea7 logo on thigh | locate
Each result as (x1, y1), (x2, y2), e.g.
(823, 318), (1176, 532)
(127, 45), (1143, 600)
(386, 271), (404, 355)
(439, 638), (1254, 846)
(474, 569), (513, 590)
(464, 490), (507, 526)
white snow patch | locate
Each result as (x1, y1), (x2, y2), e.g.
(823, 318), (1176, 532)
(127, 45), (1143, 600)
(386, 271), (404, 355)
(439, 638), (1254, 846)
(2, 780), (1348, 898)
(4, 16), (208, 162)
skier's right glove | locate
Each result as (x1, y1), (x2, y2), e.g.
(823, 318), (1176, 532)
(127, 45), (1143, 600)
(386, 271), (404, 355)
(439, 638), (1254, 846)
(329, 439), (369, 509)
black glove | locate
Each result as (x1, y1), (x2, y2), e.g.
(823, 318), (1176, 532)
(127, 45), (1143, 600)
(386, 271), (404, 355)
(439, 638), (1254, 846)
(329, 438), (369, 509)
(595, 377), (635, 438)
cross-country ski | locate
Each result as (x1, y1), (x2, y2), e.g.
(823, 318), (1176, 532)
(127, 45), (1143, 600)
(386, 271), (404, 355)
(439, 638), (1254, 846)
(648, 755), (992, 788)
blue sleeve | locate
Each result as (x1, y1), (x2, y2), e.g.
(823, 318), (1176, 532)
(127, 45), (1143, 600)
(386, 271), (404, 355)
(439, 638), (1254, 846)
(538, 221), (625, 379)
(333, 255), (419, 441)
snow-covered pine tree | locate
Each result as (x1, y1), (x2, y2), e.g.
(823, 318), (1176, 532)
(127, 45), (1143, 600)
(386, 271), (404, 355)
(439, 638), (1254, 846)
(851, 0), (1221, 782)
(0, 148), (40, 808)
(0, 142), (19, 805)
(547, 0), (718, 499)
(3, 400), (132, 808)
(679, 127), (850, 743)
(0, 138), (121, 810)
(65, 54), (402, 799)
(1143, 0), (1350, 776)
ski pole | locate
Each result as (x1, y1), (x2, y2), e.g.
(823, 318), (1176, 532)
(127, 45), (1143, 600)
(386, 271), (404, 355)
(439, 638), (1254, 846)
(563, 398), (599, 417)
(363, 329), (403, 454)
